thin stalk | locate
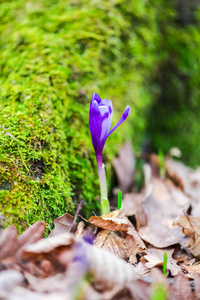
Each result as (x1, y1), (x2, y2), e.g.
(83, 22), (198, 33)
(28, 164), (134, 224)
(158, 148), (165, 179)
(96, 154), (110, 214)
(118, 189), (122, 210)
(163, 251), (167, 276)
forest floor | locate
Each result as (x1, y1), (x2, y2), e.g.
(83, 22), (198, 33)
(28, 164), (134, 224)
(1, 142), (200, 300)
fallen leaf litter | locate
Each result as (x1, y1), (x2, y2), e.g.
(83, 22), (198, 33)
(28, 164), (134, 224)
(2, 146), (200, 299)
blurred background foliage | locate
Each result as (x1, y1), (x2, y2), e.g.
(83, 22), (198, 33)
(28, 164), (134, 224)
(147, 0), (200, 167)
(0, 0), (200, 231)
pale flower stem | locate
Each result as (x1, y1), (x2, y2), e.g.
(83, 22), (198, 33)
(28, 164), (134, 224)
(97, 154), (107, 200)
(96, 154), (110, 214)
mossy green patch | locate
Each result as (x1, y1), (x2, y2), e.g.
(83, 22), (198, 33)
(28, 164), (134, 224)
(0, 102), (73, 232)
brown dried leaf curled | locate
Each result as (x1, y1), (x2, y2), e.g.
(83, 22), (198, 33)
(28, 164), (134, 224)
(22, 233), (75, 259)
(0, 225), (18, 259)
(173, 215), (200, 257)
(49, 214), (76, 237)
(94, 230), (128, 260)
(125, 225), (146, 265)
(18, 221), (46, 249)
(88, 210), (129, 232)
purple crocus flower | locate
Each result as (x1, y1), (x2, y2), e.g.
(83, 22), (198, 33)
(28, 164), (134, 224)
(89, 92), (130, 212)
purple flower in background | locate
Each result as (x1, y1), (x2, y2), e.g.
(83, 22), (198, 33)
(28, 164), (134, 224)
(89, 92), (130, 213)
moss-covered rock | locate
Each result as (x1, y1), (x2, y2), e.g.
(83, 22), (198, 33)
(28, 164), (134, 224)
(0, 0), (164, 232)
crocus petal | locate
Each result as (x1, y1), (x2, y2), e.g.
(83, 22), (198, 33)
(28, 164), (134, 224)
(99, 99), (113, 115)
(99, 106), (110, 143)
(89, 100), (102, 154)
(108, 105), (131, 137)
(98, 105), (109, 118)
(99, 99), (113, 146)
(91, 99), (100, 113)
(89, 95), (114, 154)
(91, 92), (101, 104)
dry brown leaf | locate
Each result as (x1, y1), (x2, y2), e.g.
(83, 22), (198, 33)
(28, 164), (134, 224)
(165, 158), (189, 189)
(127, 278), (150, 300)
(75, 221), (85, 238)
(173, 215), (200, 257)
(112, 141), (135, 193)
(122, 193), (144, 216)
(21, 233), (75, 277)
(0, 269), (24, 291)
(94, 230), (128, 260)
(88, 210), (129, 232)
(144, 248), (181, 276)
(81, 286), (103, 300)
(0, 223), (141, 300)
(151, 268), (170, 298)
(125, 235), (141, 265)
(181, 263), (200, 275)
(122, 193), (147, 230)
(139, 177), (190, 248)
(17, 221), (46, 250)
(26, 271), (102, 300)
(0, 225), (18, 259)
(4, 287), (72, 300)
(0, 257), (22, 274)
(166, 157), (200, 202)
(22, 233), (75, 259)
(92, 282), (132, 300)
(48, 233), (138, 300)
(194, 274), (200, 299)
(83, 237), (138, 286)
(127, 225), (146, 250)
(132, 262), (151, 278)
(25, 272), (69, 293)
(22, 232), (139, 288)
(166, 158), (200, 217)
(19, 257), (56, 278)
(172, 246), (194, 264)
(75, 221), (97, 244)
(92, 210), (146, 265)
(49, 214), (77, 237)
(169, 273), (194, 300)
(126, 225), (146, 264)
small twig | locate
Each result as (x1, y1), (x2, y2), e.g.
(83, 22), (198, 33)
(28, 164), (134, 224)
(74, 200), (85, 223)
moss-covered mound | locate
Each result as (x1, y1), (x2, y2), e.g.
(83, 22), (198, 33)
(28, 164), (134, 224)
(0, 0), (164, 232)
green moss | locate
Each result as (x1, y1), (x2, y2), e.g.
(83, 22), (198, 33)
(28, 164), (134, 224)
(0, 103), (72, 232)
(0, 0), (165, 232)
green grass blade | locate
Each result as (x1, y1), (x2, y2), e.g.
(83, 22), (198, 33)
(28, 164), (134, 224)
(158, 148), (166, 179)
(118, 189), (122, 210)
(163, 251), (167, 276)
